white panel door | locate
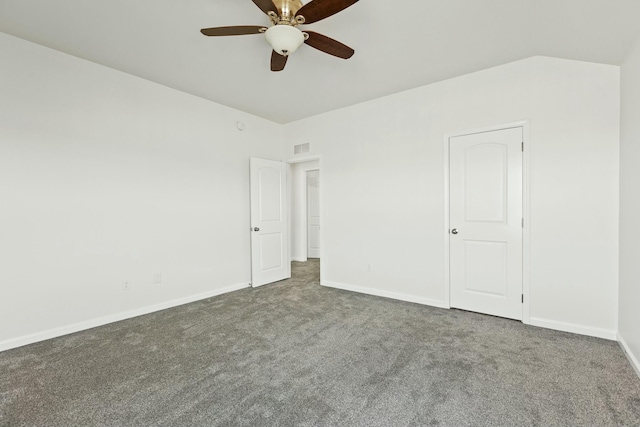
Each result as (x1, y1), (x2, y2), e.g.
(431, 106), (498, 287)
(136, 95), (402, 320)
(449, 127), (523, 320)
(307, 170), (320, 259)
(250, 158), (290, 287)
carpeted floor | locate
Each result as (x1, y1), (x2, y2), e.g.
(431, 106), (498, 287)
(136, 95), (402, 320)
(1, 259), (639, 427)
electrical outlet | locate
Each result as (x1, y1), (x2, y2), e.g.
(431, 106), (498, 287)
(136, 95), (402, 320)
(122, 280), (130, 291)
(153, 273), (162, 285)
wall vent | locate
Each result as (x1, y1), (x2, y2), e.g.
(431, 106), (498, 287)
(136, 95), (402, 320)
(294, 143), (310, 155)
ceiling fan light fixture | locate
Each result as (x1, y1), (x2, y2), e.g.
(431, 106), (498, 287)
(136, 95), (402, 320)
(265, 24), (305, 56)
(200, 0), (358, 71)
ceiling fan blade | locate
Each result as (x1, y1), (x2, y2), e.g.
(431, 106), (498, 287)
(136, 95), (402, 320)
(295, 0), (359, 24)
(271, 50), (288, 71)
(200, 26), (266, 36)
(252, 0), (278, 15)
(304, 31), (354, 59)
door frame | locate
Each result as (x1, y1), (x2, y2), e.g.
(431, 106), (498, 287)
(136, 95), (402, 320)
(443, 121), (531, 324)
(287, 155), (324, 278)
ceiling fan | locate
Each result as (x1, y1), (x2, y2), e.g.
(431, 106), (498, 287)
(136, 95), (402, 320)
(200, 0), (359, 71)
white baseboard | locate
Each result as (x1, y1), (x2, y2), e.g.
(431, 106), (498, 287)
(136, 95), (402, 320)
(291, 257), (307, 262)
(321, 280), (448, 309)
(320, 282), (617, 342)
(618, 332), (640, 379)
(528, 316), (617, 340)
(0, 282), (250, 353)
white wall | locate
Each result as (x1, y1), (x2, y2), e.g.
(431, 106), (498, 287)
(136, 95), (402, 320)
(0, 32), (624, 351)
(0, 33), (282, 350)
(284, 56), (620, 339)
(289, 160), (320, 262)
(619, 32), (640, 375)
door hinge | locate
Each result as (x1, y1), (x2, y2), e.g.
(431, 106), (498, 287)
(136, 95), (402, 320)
(521, 218), (524, 228)
(521, 142), (524, 152)
(521, 294), (524, 303)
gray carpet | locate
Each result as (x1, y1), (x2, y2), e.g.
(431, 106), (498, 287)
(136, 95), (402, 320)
(1, 259), (639, 427)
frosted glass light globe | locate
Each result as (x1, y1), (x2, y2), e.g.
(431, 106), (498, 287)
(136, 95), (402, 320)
(265, 25), (305, 56)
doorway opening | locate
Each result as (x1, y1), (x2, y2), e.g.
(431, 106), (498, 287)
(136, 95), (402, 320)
(288, 157), (322, 285)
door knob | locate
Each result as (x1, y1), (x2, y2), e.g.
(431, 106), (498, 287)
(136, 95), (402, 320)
(253, 227), (260, 232)
(451, 228), (458, 235)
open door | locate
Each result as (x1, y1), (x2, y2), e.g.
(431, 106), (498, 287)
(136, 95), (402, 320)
(250, 158), (290, 287)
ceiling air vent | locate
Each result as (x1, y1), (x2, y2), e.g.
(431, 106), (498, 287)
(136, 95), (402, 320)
(294, 143), (310, 155)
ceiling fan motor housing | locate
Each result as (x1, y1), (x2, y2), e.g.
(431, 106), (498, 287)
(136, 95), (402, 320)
(273, 0), (304, 20)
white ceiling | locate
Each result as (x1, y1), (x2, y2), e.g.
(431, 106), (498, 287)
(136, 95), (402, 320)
(1, 0), (639, 123)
